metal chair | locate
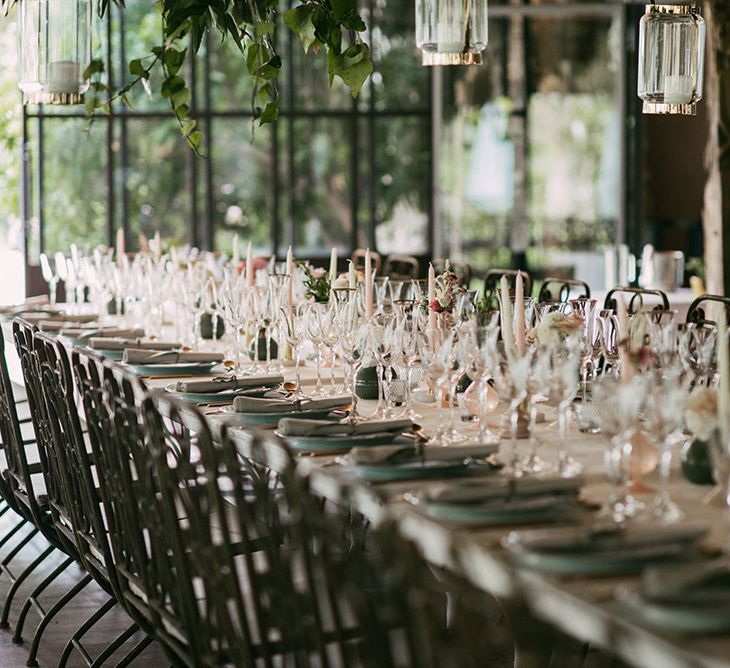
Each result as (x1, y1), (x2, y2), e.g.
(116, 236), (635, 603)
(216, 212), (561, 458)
(31, 335), (152, 667)
(482, 269), (532, 310)
(382, 254), (420, 281)
(686, 293), (730, 326)
(432, 258), (472, 289)
(537, 277), (590, 303)
(603, 286), (669, 314)
(351, 249), (382, 274)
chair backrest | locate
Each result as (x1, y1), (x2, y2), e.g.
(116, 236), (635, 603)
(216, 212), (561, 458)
(71, 348), (174, 648)
(0, 322), (29, 514)
(10, 318), (60, 531)
(382, 254), (420, 281)
(34, 333), (116, 591)
(604, 286), (669, 314)
(351, 249), (382, 274)
(537, 277), (590, 303)
(432, 259), (471, 289)
(686, 293), (730, 326)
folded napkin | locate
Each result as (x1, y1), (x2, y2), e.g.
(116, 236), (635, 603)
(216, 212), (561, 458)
(277, 417), (413, 438)
(423, 477), (584, 505)
(233, 394), (350, 415)
(123, 349), (224, 365)
(509, 522), (707, 555)
(89, 338), (181, 352)
(27, 313), (97, 324)
(38, 319), (99, 332)
(351, 444), (496, 466)
(62, 327), (145, 340)
(175, 374), (284, 394)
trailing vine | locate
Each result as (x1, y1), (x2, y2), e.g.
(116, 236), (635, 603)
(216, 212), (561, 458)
(2, 0), (372, 154)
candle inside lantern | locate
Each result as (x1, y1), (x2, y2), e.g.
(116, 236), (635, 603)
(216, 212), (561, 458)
(45, 60), (81, 94)
(364, 249), (374, 318)
(663, 74), (693, 104)
(515, 273), (526, 357)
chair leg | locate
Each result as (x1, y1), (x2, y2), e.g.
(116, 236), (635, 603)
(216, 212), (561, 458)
(89, 622), (143, 667)
(13, 555), (75, 643)
(114, 634), (154, 668)
(0, 545), (55, 629)
(25, 572), (93, 667)
(0, 518), (30, 555)
(0, 524), (39, 571)
(58, 597), (117, 668)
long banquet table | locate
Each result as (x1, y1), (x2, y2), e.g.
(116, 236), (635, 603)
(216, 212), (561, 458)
(5, 315), (730, 668)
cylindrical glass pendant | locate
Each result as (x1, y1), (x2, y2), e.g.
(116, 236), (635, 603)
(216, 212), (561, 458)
(637, 3), (705, 115)
(18, 0), (92, 105)
(416, 0), (488, 66)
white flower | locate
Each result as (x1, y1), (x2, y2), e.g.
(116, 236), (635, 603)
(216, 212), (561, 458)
(684, 387), (718, 441)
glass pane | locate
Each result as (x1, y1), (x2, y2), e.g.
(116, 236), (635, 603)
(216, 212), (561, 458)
(208, 37), (255, 112)
(210, 120), (274, 254)
(440, 13), (621, 288)
(124, 119), (191, 248)
(371, 0), (431, 111)
(41, 118), (108, 253)
(290, 118), (353, 257)
(371, 117), (430, 254)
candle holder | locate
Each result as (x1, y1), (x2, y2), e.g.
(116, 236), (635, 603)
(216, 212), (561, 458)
(19, 0), (92, 105)
(637, 2), (706, 115)
(416, 0), (488, 66)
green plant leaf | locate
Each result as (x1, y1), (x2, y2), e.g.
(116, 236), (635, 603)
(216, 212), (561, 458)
(129, 58), (146, 77)
(255, 21), (275, 37)
(83, 59), (105, 79)
(283, 5), (317, 53)
(163, 47), (187, 75)
(331, 0), (355, 22)
(160, 75), (185, 98)
(329, 44), (373, 96)
(259, 101), (279, 124)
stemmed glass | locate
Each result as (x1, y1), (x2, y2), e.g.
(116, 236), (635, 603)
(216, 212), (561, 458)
(281, 303), (308, 400)
(678, 323), (717, 389)
(523, 346), (553, 473)
(644, 369), (687, 522)
(598, 309), (621, 375)
(304, 302), (330, 397)
(594, 375), (648, 523)
(216, 270), (248, 372)
(399, 309), (429, 419)
(646, 310), (679, 369)
(492, 348), (532, 477)
(39, 253), (60, 306)
(368, 314), (401, 418)
(337, 320), (370, 422)
(544, 341), (583, 476)
(569, 297), (599, 402)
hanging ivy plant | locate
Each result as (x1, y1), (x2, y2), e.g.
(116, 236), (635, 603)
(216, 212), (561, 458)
(2, 0), (372, 154)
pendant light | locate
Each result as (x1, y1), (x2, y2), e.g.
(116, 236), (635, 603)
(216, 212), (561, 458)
(416, 0), (488, 66)
(18, 0), (92, 105)
(637, 2), (705, 115)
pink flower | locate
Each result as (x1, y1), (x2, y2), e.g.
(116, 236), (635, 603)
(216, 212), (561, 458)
(430, 299), (443, 313)
(311, 267), (327, 279)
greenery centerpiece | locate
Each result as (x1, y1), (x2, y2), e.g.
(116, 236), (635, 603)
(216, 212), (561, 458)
(299, 262), (331, 303)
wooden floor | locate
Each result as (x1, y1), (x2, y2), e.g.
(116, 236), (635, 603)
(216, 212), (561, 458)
(0, 509), (169, 668)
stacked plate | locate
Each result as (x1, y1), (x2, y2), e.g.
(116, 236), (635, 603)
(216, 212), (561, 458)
(616, 560), (730, 634)
(165, 374), (284, 404)
(221, 394), (351, 426)
(503, 522), (707, 576)
(407, 476), (585, 525)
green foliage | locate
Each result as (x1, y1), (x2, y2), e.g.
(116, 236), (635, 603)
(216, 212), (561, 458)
(0, 0), (372, 150)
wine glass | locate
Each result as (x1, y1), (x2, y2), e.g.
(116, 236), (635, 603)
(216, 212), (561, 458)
(304, 302), (330, 397)
(281, 303), (308, 400)
(39, 253), (60, 306)
(568, 297), (599, 402)
(338, 320), (371, 423)
(678, 323), (717, 389)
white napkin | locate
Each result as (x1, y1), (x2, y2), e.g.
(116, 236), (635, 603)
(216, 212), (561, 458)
(424, 477), (583, 505)
(277, 417), (413, 438)
(233, 394), (350, 415)
(27, 313), (97, 325)
(38, 318), (100, 331)
(89, 338), (181, 351)
(62, 327), (145, 340)
(175, 374), (284, 394)
(123, 349), (223, 365)
(351, 444), (497, 466)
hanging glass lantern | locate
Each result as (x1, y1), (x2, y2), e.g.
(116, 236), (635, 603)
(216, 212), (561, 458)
(416, 0), (488, 66)
(637, 2), (705, 115)
(18, 0), (92, 105)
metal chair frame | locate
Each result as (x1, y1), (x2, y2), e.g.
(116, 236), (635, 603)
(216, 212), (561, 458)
(603, 286), (669, 314)
(537, 277), (590, 303)
(382, 254), (420, 281)
(686, 293), (730, 327)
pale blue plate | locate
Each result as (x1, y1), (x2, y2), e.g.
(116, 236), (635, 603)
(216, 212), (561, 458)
(354, 459), (471, 482)
(282, 431), (404, 454)
(220, 405), (346, 426)
(164, 383), (281, 404)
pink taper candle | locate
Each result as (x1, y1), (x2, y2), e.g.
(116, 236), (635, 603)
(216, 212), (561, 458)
(428, 263), (437, 336)
(617, 295), (633, 382)
(246, 241), (255, 286)
(515, 273), (526, 357)
(364, 249), (374, 317)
